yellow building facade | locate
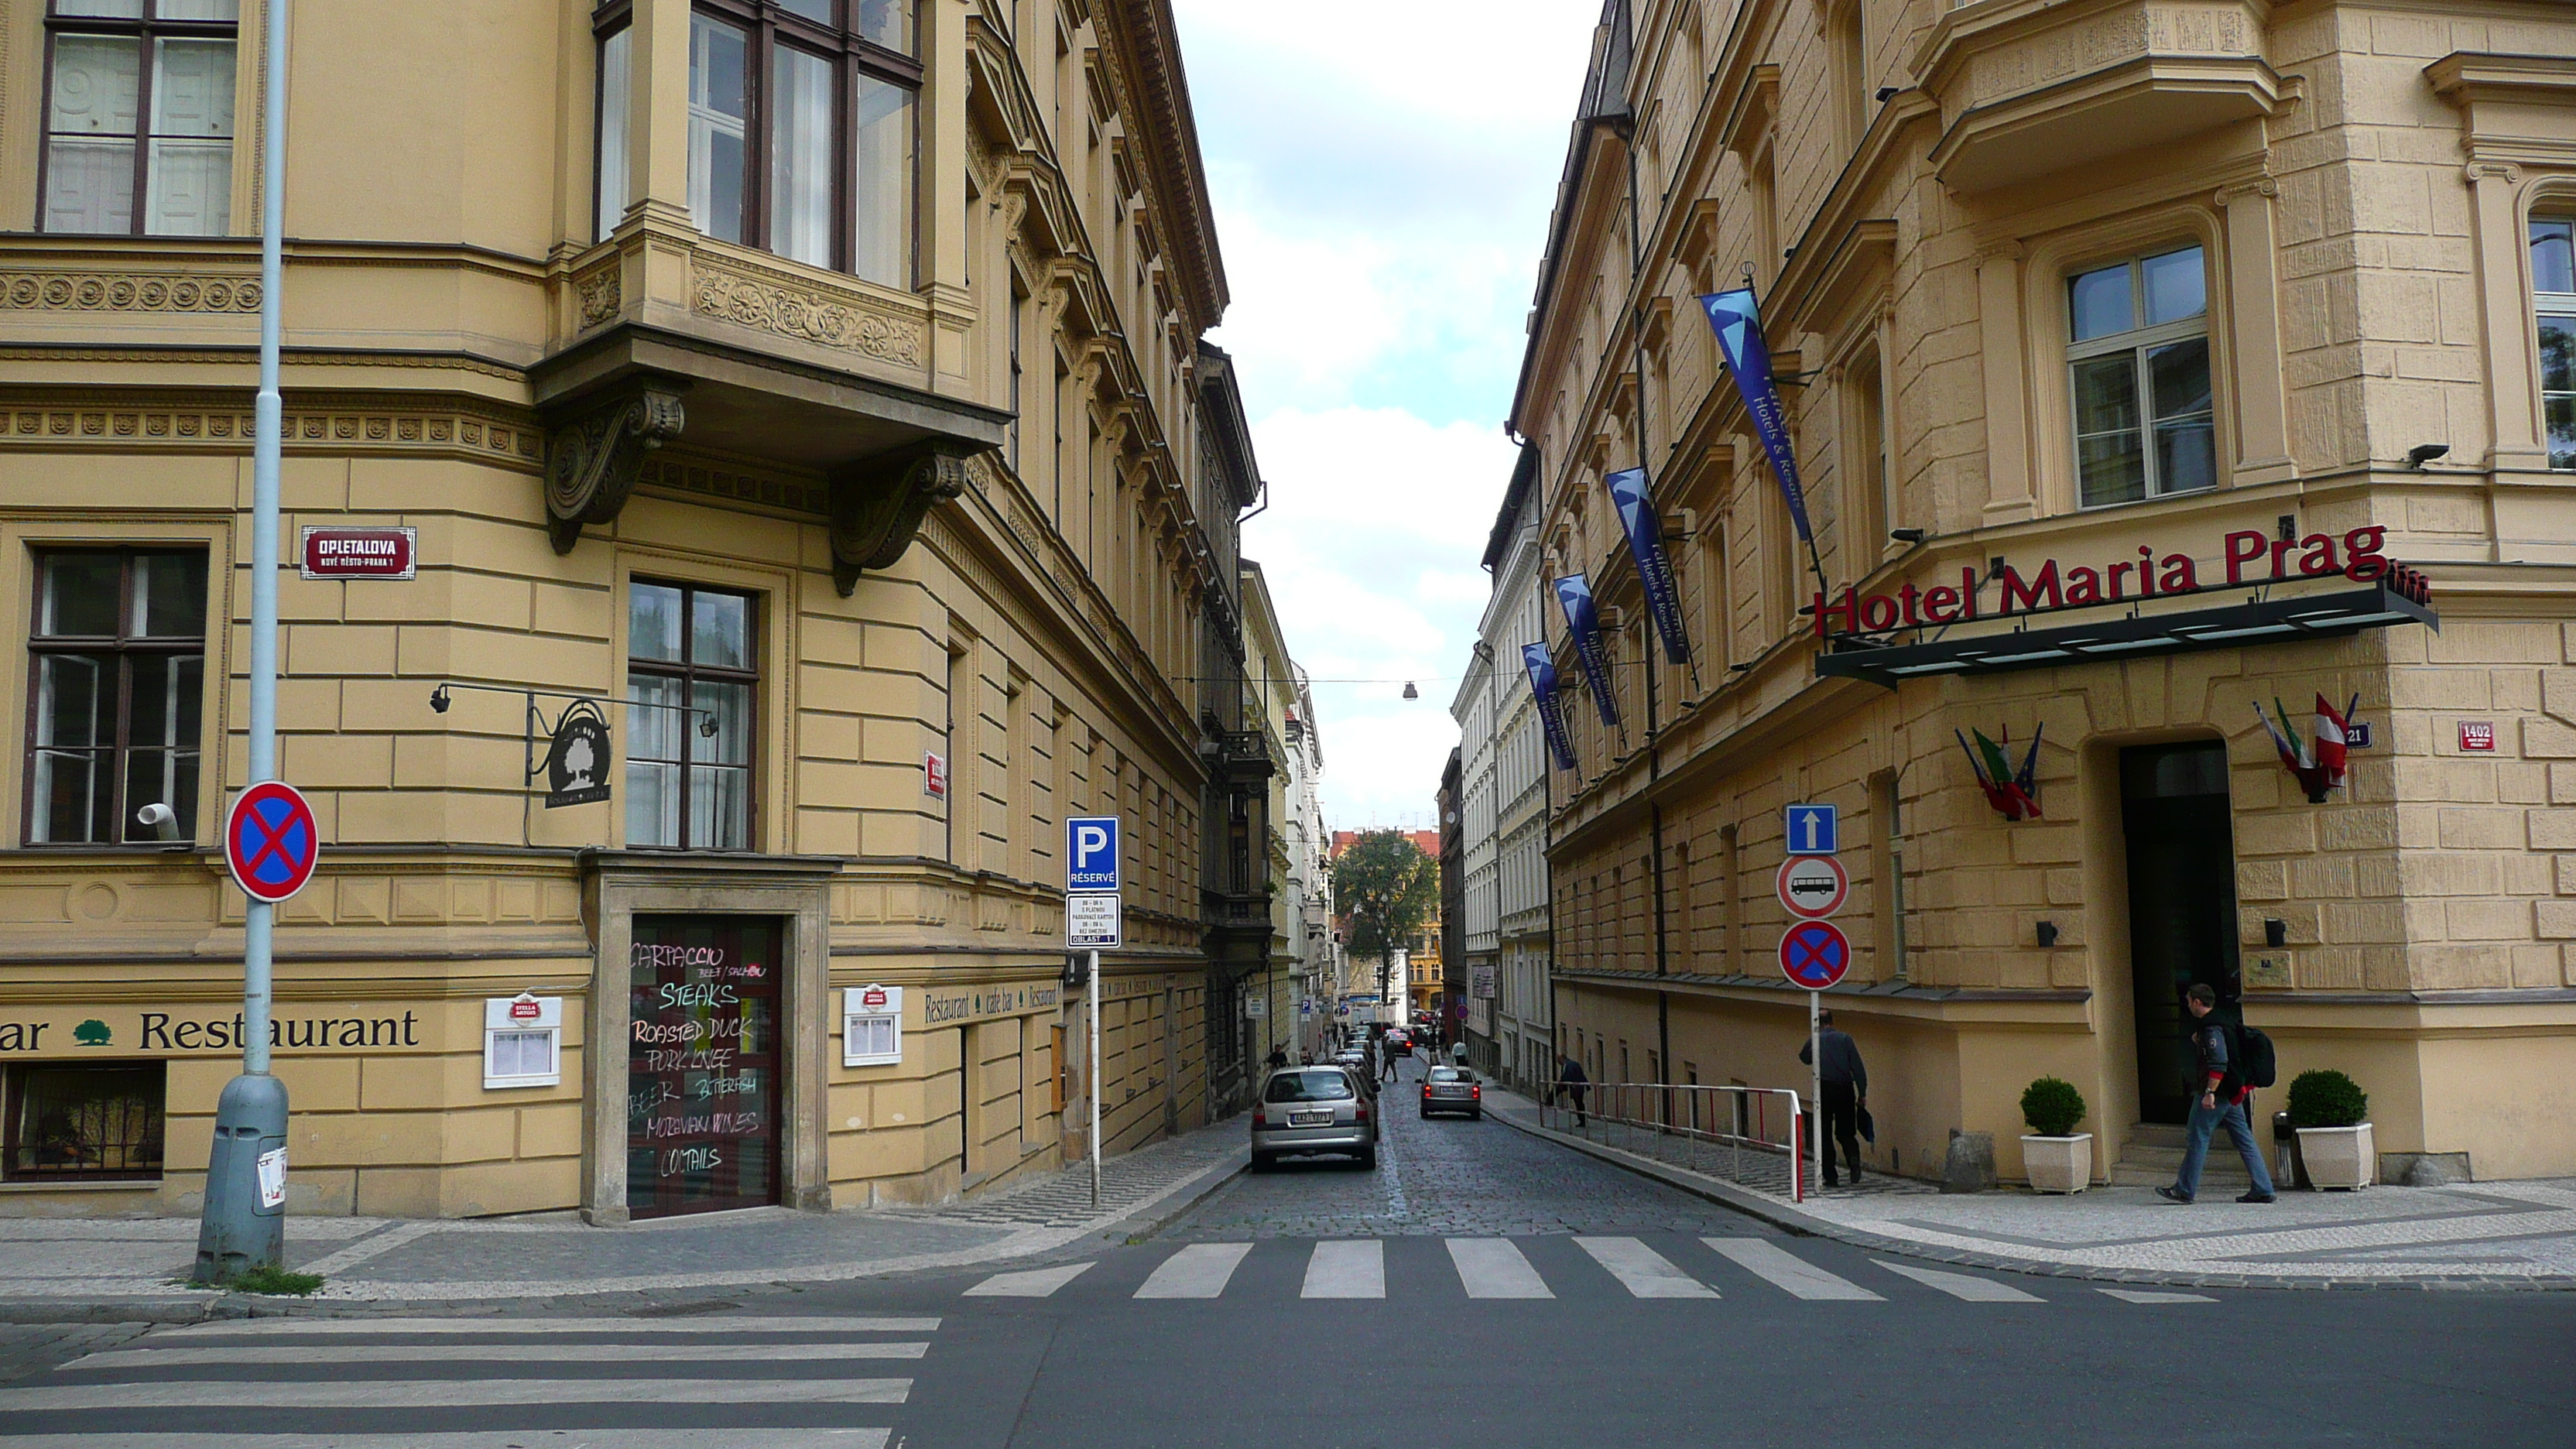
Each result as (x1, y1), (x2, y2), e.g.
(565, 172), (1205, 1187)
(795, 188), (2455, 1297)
(0, 0), (1260, 1220)
(1523, 0), (2576, 1185)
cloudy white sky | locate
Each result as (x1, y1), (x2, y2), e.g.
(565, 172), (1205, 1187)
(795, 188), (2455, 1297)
(1170, 1), (1603, 833)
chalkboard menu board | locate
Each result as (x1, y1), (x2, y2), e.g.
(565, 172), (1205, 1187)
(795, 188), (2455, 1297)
(627, 916), (781, 1218)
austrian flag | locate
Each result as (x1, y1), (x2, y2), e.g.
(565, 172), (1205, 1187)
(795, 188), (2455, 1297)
(2257, 693), (2357, 803)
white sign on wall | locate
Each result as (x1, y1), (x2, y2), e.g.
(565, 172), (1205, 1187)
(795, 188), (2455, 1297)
(844, 985), (904, 1067)
(482, 994), (563, 1090)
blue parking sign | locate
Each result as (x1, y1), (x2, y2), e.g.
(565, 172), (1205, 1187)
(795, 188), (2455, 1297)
(1066, 815), (1121, 892)
(1784, 803), (1838, 855)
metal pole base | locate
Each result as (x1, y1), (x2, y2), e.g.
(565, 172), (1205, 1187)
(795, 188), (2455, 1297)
(193, 1072), (289, 1284)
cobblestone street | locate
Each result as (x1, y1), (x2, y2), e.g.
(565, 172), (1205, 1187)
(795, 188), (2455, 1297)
(1163, 1057), (1769, 1240)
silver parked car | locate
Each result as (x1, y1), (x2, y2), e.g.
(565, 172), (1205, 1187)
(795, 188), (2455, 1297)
(1419, 1064), (1482, 1119)
(1251, 1065), (1377, 1170)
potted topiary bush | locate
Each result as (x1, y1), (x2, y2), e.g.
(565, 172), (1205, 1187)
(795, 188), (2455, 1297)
(2019, 1076), (2091, 1194)
(2288, 1069), (2372, 1189)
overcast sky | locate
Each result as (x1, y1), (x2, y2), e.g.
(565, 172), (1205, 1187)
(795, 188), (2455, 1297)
(1170, 0), (1602, 834)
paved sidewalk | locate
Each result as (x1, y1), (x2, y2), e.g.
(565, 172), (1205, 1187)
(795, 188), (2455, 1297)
(0, 1122), (1246, 1315)
(1485, 1088), (2576, 1290)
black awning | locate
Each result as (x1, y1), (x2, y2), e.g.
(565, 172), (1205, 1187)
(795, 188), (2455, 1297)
(1815, 581), (2438, 689)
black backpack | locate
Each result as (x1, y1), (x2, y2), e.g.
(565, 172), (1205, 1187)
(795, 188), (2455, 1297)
(2233, 1024), (2278, 1090)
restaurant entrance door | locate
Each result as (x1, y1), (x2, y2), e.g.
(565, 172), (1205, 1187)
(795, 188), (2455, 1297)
(627, 916), (783, 1218)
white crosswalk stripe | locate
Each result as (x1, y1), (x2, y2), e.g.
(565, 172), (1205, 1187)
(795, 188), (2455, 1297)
(0, 1437), (889, 1449)
(26, 1314), (930, 1446)
(2098, 1288), (2216, 1304)
(965, 1261), (1095, 1297)
(1873, 1259), (2046, 1302)
(0, 1378), (912, 1413)
(1136, 1242), (1254, 1299)
(158, 1315), (938, 1336)
(1303, 1239), (1386, 1298)
(1702, 1238), (1883, 1300)
(1576, 1237), (1718, 1298)
(73, 1340), (930, 1370)
(1447, 1238), (1553, 1299)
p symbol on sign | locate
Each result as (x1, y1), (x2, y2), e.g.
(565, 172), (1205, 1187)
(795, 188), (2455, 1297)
(1077, 825), (1108, 863)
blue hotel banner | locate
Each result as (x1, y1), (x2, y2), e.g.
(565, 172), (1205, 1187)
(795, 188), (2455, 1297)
(1553, 574), (1620, 728)
(1607, 467), (1690, 665)
(1699, 287), (1813, 544)
(1522, 643), (1579, 772)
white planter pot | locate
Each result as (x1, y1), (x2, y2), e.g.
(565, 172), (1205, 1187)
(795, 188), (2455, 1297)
(2021, 1133), (2092, 1194)
(2298, 1123), (2374, 1189)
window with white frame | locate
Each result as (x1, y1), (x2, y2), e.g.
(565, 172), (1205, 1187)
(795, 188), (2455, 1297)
(844, 985), (903, 1067)
(2067, 245), (2216, 507)
(482, 995), (563, 1090)
(2536, 217), (2574, 471)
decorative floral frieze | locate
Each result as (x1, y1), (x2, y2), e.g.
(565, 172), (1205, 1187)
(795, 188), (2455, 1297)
(691, 261), (925, 368)
(0, 272), (262, 314)
(0, 404), (541, 466)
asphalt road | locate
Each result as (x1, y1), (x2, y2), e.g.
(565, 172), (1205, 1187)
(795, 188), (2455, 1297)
(4, 1057), (2571, 1448)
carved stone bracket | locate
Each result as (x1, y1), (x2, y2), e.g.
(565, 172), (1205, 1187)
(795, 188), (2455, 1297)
(545, 384), (687, 554)
(830, 444), (981, 595)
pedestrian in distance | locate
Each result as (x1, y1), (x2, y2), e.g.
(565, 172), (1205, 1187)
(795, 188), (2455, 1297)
(2158, 984), (2278, 1204)
(1557, 1052), (1590, 1127)
(1799, 1009), (1868, 1188)
(1381, 1046), (1399, 1085)
(1265, 1045), (1288, 1070)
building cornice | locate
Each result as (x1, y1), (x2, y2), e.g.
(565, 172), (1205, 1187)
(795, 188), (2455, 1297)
(1095, 0), (1228, 331)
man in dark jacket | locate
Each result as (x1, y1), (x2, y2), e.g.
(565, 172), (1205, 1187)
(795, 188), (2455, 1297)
(2159, 984), (2277, 1204)
(1799, 1010), (1868, 1187)
(1557, 1052), (1590, 1127)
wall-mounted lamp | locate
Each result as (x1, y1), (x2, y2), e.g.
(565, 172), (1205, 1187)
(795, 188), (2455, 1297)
(430, 684), (452, 714)
(2405, 444), (2451, 470)
(1402, 681), (1420, 701)
(2264, 918), (2287, 948)
(2036, 920), (2060, 948)
(1875, 85), (1899, 102)
(1889, 527), (1927, 545)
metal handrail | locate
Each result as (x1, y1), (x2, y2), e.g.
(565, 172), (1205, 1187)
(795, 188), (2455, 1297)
(1537, 1080), (1807, 1202)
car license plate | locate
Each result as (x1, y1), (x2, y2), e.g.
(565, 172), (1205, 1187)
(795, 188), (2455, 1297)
(1289, 1110), (1331, 1125)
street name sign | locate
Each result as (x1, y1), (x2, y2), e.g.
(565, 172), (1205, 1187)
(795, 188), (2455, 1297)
(1785, 803), (1839, 855)
(225, 780), (319, 904)
(1067, 892), (1122, 949)
(1779, 919), (1852, 991)
(1776, 855), (1848, 920)
(1067, 815), (1121, 892)
(299, 526), (416, 580)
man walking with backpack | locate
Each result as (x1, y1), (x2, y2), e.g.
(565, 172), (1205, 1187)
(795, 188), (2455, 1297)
(2158, 983), (2276, 1204)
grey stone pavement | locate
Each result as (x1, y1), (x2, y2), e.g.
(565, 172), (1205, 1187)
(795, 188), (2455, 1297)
(1486, 1086), (2576, 1290)
(0, 1120), (1247, 1313)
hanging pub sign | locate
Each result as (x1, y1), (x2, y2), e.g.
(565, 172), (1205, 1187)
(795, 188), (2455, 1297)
(1523, 642), (1579, 772)
(1554, 574), (1620, 728)
(1812, 524), (2438, 689)
(543, 699), (612, 808)
(1606, 468), (1690, 665)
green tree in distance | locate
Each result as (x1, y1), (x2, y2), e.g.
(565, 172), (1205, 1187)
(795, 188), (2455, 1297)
(1331, 831), (1439, 1007)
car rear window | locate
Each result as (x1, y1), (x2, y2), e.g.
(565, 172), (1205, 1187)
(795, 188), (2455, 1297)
(1266, 1070), (1355, 1103)
(1427, 1067), (1460, 1081)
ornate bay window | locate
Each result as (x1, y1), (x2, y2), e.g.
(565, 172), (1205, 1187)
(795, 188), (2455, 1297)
(598, 1), (917, 287)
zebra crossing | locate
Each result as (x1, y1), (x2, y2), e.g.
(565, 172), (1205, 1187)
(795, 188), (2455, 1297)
(966, 1237), (2221, 1308)
(0, 1314), (937, 1448)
